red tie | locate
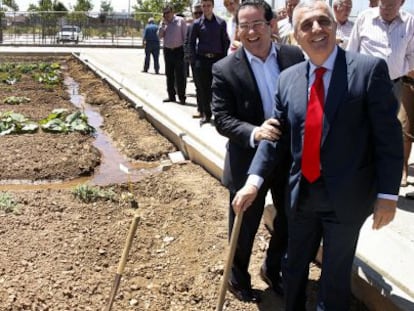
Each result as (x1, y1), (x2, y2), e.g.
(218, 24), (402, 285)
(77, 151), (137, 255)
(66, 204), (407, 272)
(302, 67), (326, 183)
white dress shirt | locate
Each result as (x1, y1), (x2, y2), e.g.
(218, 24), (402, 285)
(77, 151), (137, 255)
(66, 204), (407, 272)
(347, 8), (414, 80)
(336, 19), (354, 49)
(243, 43), (280, 147)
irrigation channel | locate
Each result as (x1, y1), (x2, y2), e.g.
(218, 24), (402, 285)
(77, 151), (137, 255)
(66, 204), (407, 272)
(0, 73), (162, 191)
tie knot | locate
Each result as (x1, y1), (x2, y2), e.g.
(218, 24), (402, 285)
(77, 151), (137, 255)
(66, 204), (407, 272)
(315, 67), (326, 79)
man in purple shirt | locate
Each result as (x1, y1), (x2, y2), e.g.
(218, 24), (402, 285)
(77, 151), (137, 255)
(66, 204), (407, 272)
(158, 5), (187, 105)
(189, 0), (230, 126)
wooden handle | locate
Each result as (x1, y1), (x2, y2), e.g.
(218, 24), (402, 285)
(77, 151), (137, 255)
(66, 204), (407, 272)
(216, 210), (244, 311)
(116, 214), (140, 274)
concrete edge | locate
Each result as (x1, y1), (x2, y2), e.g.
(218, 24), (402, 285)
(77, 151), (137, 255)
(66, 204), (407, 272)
(69, 52), (413, 311)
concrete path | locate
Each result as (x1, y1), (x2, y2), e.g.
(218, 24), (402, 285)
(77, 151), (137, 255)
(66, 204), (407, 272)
(1, 46), (413, 310)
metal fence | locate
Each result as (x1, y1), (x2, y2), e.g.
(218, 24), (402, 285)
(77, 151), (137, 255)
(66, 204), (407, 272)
(0, 11), (160, 47)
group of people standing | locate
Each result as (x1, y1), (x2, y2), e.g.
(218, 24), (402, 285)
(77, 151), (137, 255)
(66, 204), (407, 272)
(214, 0), (410, 310)
(142, 0), (412, 309)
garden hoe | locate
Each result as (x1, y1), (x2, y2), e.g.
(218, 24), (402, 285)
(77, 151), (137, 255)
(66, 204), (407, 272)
(105, 212), (140, 311)
(216, 210), (245, 311)
(106, 164), (140, 311)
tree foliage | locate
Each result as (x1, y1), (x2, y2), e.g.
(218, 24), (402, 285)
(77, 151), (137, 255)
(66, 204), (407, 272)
(3, 0), (19, 11)
(133, 0), (191, 23)
(73, 0), (93, 12)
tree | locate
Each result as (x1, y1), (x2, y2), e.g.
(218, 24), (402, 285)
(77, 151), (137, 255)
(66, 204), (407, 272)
(100, 0), (114, 13)
(133, 0), (191, 24)
(73, 0), (93, 12)
(3, 0), (19, 11)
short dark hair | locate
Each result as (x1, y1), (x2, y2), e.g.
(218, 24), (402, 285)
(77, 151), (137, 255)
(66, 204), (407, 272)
(235, 0), (273, 24)
(201, 0), (214, 6)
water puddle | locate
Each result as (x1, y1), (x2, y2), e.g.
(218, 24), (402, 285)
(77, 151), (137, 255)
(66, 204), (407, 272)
(66, 77), (161, 186)
(0, 75), (161, 191)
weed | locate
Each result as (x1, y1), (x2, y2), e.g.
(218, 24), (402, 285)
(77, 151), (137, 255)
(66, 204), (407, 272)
(72, 184), (116, 203)
(0, 192), (20, 214)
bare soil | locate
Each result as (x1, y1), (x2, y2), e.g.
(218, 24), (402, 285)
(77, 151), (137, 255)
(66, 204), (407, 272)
(0, 55), (368, 311)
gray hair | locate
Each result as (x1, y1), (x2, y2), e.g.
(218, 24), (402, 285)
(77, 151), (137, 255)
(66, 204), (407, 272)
(292, 0), (335, 31)
(332, 0), (351, 7)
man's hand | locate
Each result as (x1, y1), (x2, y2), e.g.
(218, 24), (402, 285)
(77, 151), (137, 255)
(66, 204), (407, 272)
(232, 184), (259, 214)
(254, 118), (282, 143)
(372, 198), (397, 230)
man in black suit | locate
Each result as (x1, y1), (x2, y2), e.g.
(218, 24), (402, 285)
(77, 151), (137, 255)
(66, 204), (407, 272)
(190, 0), (230, 126)
(211, 0), (304, 303)
(233, 0), (403, 310)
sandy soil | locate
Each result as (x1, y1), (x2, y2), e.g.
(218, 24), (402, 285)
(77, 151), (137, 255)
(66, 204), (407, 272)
(0, 55), (368, 311)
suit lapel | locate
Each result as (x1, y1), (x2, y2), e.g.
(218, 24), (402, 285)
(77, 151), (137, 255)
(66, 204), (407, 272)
(292, 62), (309, 129)
(236, 48), (264, 118)
(322, 48), (349, 145)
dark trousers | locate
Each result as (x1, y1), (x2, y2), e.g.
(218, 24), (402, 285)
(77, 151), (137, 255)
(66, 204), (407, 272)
(229, 180), (288, 289)
(190, 62), (202, 113)
(143, 41), (160, 73)
(194, 56), (222, 120)
(285, 178), (363, 311)
(163, 46), (186, 101)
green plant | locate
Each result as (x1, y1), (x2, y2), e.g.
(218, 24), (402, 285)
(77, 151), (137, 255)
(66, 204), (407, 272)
(72, 184), (116, 203)
(0, 192), (20, 214)
(3, 96), (31, 105)
(0, 111), (38, 135)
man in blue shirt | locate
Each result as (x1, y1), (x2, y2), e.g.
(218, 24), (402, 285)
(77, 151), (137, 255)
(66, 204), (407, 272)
(142, 17), (160, 74)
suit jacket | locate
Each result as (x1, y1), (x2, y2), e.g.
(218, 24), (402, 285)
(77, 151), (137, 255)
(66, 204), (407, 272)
(249, 47), (403, 224)
(212, 44), (304, 192)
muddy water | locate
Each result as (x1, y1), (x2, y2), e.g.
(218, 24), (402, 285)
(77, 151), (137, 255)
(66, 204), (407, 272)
(0, 77), (161, 191)
(66, 77), (161, 186)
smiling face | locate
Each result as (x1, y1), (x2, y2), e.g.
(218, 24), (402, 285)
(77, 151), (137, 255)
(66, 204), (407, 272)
(237, 5), (274, 61)
(202, 0), (214, 19)
(293, 1), (337, 66)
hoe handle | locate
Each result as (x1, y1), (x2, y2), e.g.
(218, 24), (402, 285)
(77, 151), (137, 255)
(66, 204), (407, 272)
(216, 210), (244, 311)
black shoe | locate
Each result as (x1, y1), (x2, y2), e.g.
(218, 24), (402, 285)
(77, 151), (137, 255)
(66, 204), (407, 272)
(260, 266), (284, 296)
(163, 97), (176, 103)
(199, 118), (210, 126)
(141, 70), (147, 73)
(179, 97), (186, 105)
(227, 281), (261, 303)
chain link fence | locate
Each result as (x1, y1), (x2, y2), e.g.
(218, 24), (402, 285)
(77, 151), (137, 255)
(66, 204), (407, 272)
(0, 11), (162, 47)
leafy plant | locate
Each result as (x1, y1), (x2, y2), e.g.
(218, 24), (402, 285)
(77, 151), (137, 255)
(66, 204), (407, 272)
(72, 184), (116, 203)
(0, 111), (38, 135)
(3, 96), (31, 105)
(40, 109), (95, 134)
(0, 192), (20, 214)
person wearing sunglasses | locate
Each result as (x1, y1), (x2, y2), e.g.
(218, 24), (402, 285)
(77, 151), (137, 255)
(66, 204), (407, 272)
(212, 0), (304, 303)
(189, 0), (230, 126)
(184, 3), (204, 118)
(233, 0), (402, 309)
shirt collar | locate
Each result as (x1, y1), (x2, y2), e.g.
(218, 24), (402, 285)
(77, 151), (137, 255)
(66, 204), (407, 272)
(308, 45), (337, 75)
(244, 42), (277, 64)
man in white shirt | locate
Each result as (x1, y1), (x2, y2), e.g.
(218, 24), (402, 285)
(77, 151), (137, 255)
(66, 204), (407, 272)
(332, 0), (354, 48)
(277, 0), (299, 44)
(347, 0), (414, 186)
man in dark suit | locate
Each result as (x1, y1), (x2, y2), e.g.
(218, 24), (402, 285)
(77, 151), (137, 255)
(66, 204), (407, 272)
(211, 0), (304, 303)
(190, 0), (230, 126)
(233, 0), (403, 310)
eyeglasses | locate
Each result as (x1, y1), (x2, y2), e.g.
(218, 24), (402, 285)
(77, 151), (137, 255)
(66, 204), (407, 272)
(238, 20), (269, 33)
(299, 16), (333, 32)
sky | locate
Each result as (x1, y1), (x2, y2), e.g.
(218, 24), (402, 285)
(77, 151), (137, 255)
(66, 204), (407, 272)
(11, 0), (414, 15)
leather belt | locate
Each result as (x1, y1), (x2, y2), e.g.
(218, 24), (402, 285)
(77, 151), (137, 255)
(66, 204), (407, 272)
(199, 53), (222, 59)
(164, 46), (183, 50)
